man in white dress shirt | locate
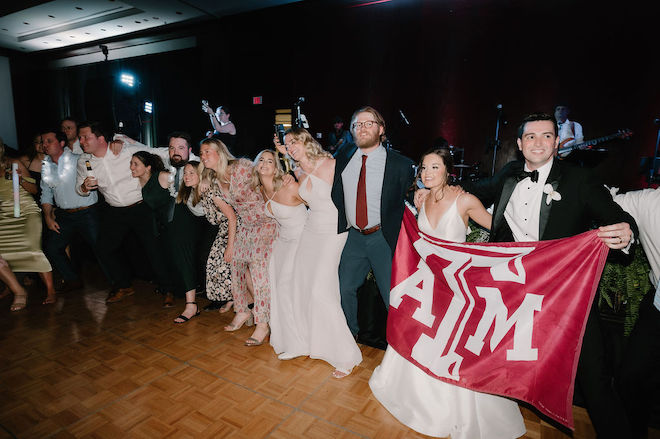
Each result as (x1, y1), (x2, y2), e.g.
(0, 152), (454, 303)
(76, 121), (173, 303)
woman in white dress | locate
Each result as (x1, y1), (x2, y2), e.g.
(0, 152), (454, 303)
(251, 149), (309, 356)
(283, 128), (362, 378)
(369, 148), (526, 439)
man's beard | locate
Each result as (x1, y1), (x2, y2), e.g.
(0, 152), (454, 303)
(355, 131), (380, 149)
(170, 155), (187, 168)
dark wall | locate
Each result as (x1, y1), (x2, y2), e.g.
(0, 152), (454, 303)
(9, 0), (659, 189)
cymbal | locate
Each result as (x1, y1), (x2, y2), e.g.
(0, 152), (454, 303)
(453, 164), (472, 168)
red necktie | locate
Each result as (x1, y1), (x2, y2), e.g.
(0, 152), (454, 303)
(356, 155), (368, 229)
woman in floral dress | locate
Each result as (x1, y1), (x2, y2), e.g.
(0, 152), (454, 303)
(199, 138), (277, 346)
(199, 162), (236, 317)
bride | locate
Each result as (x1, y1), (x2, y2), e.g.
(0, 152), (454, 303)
(369, 148), (526, 439)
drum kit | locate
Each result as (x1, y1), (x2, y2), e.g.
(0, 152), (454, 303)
(447, 145), (483, 182)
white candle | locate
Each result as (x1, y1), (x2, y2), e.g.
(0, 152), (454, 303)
(12, 163), (20, 217)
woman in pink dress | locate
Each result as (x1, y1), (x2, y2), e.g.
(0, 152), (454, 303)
(199, 138), (277, 346)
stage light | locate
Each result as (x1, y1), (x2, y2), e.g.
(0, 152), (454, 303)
(120, 73), (134, 87)
(144, 101), (153, 113)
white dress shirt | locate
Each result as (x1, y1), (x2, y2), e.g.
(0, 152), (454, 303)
(504, 160), (553, 242)
(66, 139), (83, 155)
(558, 119), (584, 147)
(75, 145), (143, 207)
(341, 144), (386, 229)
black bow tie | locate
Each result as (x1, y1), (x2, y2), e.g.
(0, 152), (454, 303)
(517, 169), (539, 183)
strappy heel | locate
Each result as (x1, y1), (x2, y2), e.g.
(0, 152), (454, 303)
(173, 302), (200, 324)
(245, 324), (270, 347)
(224, 311), (254, 331)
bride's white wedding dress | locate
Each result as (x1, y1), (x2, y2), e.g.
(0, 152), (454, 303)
(369, 196), (526, 439)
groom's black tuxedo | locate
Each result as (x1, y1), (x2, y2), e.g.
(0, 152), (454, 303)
(331, 142), (415, 252)
(463, 158), (637, 438)
(464, 159), (637, 243)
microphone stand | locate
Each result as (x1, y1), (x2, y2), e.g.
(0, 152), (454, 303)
(652, 119), (660, 184)
(294, 97), (304, 129)
(490, 106), (503, 176)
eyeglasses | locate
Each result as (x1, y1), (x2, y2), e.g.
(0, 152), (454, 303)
(352, 120), (379, 130)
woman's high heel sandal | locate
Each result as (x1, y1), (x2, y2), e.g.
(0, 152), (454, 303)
(224, 311), (254, 332)
(245, 325), (270, 347)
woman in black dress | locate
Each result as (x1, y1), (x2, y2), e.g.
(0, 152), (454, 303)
(129, 152), (183, 315)
(174, 160), (229, 323)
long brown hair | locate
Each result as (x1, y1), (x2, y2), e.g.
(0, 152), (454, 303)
(415, 148), (454, 188)
(176, 161), (202, 206)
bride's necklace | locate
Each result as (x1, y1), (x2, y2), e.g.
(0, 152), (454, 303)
(432, 185), (446, 203)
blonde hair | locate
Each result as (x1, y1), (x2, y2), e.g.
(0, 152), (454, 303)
(285, 127), (331, 164)
(249, 149), (284, 192)
(176, 160), (202, 206)
(198, 138), (236, 187)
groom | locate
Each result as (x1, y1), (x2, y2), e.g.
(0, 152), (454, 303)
(331, 106), (415, 339)
(462, 112), (637, 438)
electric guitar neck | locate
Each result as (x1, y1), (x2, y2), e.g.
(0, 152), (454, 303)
(557, 129), (633, 157)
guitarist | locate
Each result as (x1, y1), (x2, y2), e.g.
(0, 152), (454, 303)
(555, 104), (584, 152)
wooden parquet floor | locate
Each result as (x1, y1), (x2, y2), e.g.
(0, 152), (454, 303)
(0, 269), (656, 439)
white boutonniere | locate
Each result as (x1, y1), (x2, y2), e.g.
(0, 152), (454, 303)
(543, 184), (561, 205)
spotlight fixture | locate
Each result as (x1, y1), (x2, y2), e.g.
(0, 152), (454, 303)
(143, 101), (153, 114)
(120, 73), (134, 87)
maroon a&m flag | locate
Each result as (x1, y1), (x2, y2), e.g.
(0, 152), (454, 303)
(388, 208), (610, 428)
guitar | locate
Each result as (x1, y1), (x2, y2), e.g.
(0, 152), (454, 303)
(557, 129), (633, 157)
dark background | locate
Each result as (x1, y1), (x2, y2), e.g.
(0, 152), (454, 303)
(6, 0), (660, 189)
